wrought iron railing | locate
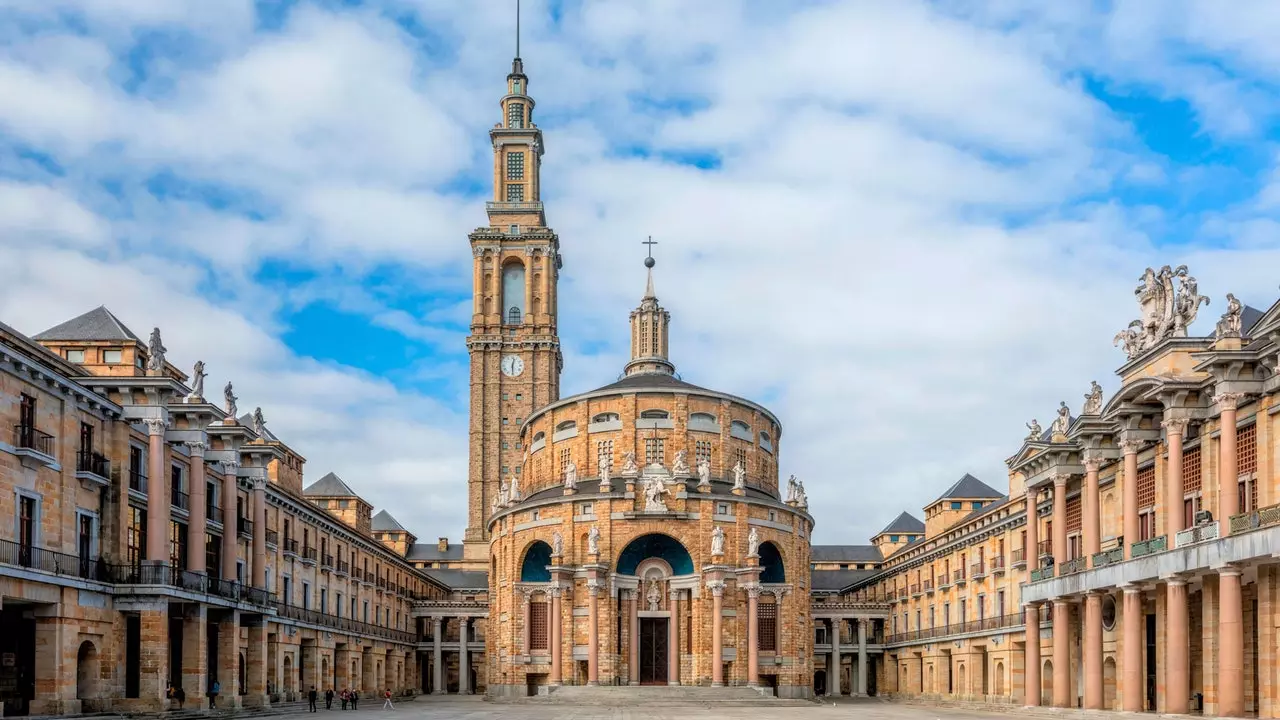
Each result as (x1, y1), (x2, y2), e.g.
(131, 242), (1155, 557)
(1131, 536), (1167, 558)
(208, 502), (222, 522)
(1230, 503), (1280, 534)
(13, 423), (54, 455)
(1010, 548), (1025, 567)
(171, 488), (189, 510)
(0, 538), (108, 581)
(321, 554), (334, 569)
(990, 555), (1006, 573)
(1175, 522), (1220, 548)
(129, 468), (147, 493)
(884, 612), (1026, 645)
(265, 529), (279, 546)
(1059, 556), (1088, 576)
(971, 562), (985, 578)
(1037, 539), (1053, 558)
(76, 450), (110, 478)
(283, 538), (299, 555)
(273, 602), (415, 644)
(953, 569), (966, 584)
(936, 574), (949, 588)
(1092, 547), (1123, 568)
(922, 579), (933, 593)
(302, 546), (317, 562)
(337, 560), (350, 575)
(112, 564), (274, 606)
(237, 517), (253, 537)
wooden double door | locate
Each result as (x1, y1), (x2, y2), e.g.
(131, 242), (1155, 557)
(638, 617), (668, 685)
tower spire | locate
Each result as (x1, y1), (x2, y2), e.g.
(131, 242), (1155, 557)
(625, 238), (675, 377)
(516, 0), (521, 60)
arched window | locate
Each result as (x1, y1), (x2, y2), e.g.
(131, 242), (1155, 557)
(502, 262), (526, 325)
(759, 431), (773, 453)
(689, 412), (719, 433)
(760, 541), (785, 583)
(730, 420), (752, 441)
(555, 421), (576, 432)
(591, 413), (619, 424)
(639, 410), (669, 419)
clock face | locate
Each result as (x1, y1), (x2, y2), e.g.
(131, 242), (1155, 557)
(501, 354), (524, 377)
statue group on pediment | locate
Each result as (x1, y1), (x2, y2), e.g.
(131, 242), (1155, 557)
(785, 475), (807, 506)
(1114, 265), (1209, 360)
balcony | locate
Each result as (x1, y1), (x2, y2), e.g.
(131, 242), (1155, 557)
(990, 555), (1006, 575)
(923, 579), (934, 595)
(129, 469), (147, 494)
(321, 554), (335, 571)
(265, 529), (279, 547)
(884, 611), (1027, 646)
(952, 569), (966, 587)
(1010, 547), (1026, 569)
(208, 502), (222, 525)
(272, 602), (414, 645)
(1059, 556), (1088, 576)
(0, 537), (108, 582)
(301, 546), (317, 564)
(282, 538), (299, 557)
(336, 560), (350, 577)
(1176, 521), (1220, 548)
(909, 583), (921, 598)
(170, 488), (189, 511)
(936, 574), (950, 590)
(1131, 535), (1167, 558)
(970, 562), (986, 580)
(112, 564), (274, 607)
(12, 424), (55, 466)
(484, 200), (544, 215)
(1091, 547), (1123, 568)
(1230, 504), (1280, 533)
(1037, 539), (1053, 561)
(75, 450), (111, 486)
(237, 517), (253, 538)
(1029, 565), (1055, 582)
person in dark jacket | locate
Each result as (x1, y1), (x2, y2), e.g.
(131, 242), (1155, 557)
(308, 686), (318, 712)
(351, 690), (359, 710)
(325, 688), (334, 710)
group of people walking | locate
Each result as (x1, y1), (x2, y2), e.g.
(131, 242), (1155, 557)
(307, 686), (396, 711)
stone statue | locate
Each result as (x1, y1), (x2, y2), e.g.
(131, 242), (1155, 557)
(499, 480), (510, 507)
(188, 361), (206, 400)
(696, 459), (711, 488)
(797, 479), (808, 507)
(1216, 293), (1244, 339)
(1082, 381), (1103, 415)
(646, 578), (662, 610)
(732, 461), (745, 490)
(1026, 419), (1042, 441)
(508, 472), (521, 502)
(642, 476), (670, 512)
(671, 449), (690, 475)
(491, 493), (500, 516)
(786, 475), (799, 503)
(252, 407), (266, 437)
(587, 526), (600, 555)
(599, 463), (612, 492)
(1051, 401), (1070, 437)
(621, 451), (639, 476)
(223, 381), (237, 417)
(146, 327), (167, 373)
(747, 528), (760, 558)
(551, 531), (564, 557)
(1117, 265), (1209, 359)
(563, 459), (577, 490)
(710, 526), (725, 556)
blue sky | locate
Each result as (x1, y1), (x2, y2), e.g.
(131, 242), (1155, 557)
(3, 0), (1280, 543)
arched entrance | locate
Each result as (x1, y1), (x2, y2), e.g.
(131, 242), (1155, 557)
(814, 669), (827, 696)
(283, 656), (294, 693)
(1042, 660), (1053, 707)
(616, 533), (694, 686)
(994, 661), (1005, 695)
(76, 641), (99, 701)
(957, 663), (966, 697)
(1103, 657), (1117, 709)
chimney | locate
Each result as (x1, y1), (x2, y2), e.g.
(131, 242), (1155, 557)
(437, 537), (449, 552)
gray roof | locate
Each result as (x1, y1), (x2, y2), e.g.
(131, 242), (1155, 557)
(877, 511), (924, 536)
(591, 372), (716, 394)
(933, 473), (1002, 503)
(33, 306), (141, 342)
(421, 569), (489, 591)
(371, 509), (408, 533)
(303, 472), (359, 497)
(238, 413), (281, 442)
(811, 568), (879, 592)
(1241, 305), (1265, 336)
(407, 543), (465, 562)
(811, 545), (882, 563)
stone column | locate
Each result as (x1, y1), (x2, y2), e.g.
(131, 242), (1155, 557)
(252, 479), (267, 588)
(186, 442), (207, 573)
(1217, 393), (1243, 535)
(629, 590), (640, 686)
(218, 611), (242, 709)
(587, 581), (601, 685)
(521, 591), (531, 655)
(335, 647), (350, 694)
(1164, 418), (1189, 537)
(221, 460), (239, 581)
(1024, 487), (1039, 576)
(460, 617), (471, 694)
(1083, 592), (1103, 709)
(1083, 454), (1102, 556)
(30, 614), (74, 715)
(144, 418), (169, 564)
(1052, 599), (1070, 707)
(668, 589), (679, 686)
(245, 618), (269, 707)
(1166, 577), (1189, 714)
(549, 587), (563, 686)
(182, 606), (209, 707)
(431, 617), (443, 694)
(1219, 566), (1245, 716)
(1052, 475), (1069, 566)
(1121, 438), (1142, 559)
(857, 618), (868, 696)
(746, 586), (760, 687)
(1024, 603), (1040, 707)
(830, 618), (842, 697)
(709, 581), (725, 687)
(1121, 585), (1142, 712)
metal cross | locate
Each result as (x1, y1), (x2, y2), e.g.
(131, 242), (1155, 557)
(642, 236), (658, 259)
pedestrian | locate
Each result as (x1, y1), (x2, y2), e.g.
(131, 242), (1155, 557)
(340, 689), (348, 711)
(166, 682), (175, 707)
(351, 690), (359, 710)
(382, 688), (394, 710)
(309, 685), (318, 713)
(325, 687), (334, 710)
(175, 685), (186, 710)
(210, 680), (220, 709)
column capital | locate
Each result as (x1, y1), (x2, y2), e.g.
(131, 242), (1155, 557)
(743, 584), (762, 598)
(547, 584), (564, 599)
(1213, 392), (1249, 412)
(221, 459), (240, 475)
(586, 579), (604, 597)
(142, 417), (169, 436)
(1218, 565), (1244, 579)
(1120, 583), (1145, 595)
(1082, 450), (1104, 472)
(184, 440), (207, 456)
(1161, 417), (1190, 438)
(253, 478), (266, 492)
(1163, 574), (1190, 587)
(706, 581), (725, 597)
(1051, 473), (1072, 488)
(1119, 437), (1144, 454)
(668, 589), (681, 601)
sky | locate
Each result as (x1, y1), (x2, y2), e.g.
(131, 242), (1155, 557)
(3, 0), (1280, 546)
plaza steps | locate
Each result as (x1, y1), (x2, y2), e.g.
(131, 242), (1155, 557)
(513, 684), (815, 706)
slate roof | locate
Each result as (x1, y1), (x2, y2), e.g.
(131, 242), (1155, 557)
(877, 511), (924, 536)
(33, 306), (142, 342)
(590, 373), (716, 394)
(407, 543), (465, 562)
(303, 472), (360, 497)
(371, 509), (408, 533)
(810, 545), (882, 563)
(421, 569), (488, 590)
(933, 473), (1002, 503)
(811, 568), (879, 592)
(1241, 305), (1265, 337)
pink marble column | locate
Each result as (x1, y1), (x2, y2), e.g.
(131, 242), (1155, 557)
(1219, 567), (1245, 716)
(1025, 487), (1039, 577)
(549, 585), (562, 685)
(587, 580), (600, 685)
(186, 441), (207, 573)
(1024, 603), (1041, 706)
(747, 586), (760, 687)
(1164, 418), (1189, 537)
(710, 582), (725, 686)
(629, 590), (640, 686)
(144, 418), (168, 564)
(668, 589), (680, 686)
(1052, 475), (1068, 566)
(1166, 577), (1189, 714)
(1083, 454), (1101, 556)
(221, 460), (239, 581)
(252, 479), (267, 588)
(1121, 438), (1142, 559)
(1217, 393), (1243, 535)
(1083, 592), (1103, 709)
(1052, 599), (1070, 707)
(1122, 585), (1143, 712)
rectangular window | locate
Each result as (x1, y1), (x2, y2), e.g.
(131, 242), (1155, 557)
(757, 602), (777, 652)
(530, 601), (549, 651)
(579, 502), (594, 517)
(66, 349), (85, 363)
(645, 437), (665, 465)
(206, 533), (219, 576)
(506, 184), (525, 202)
(129, 445), (145, 490)
(283, 576), (292, 605)
(320, 588), (327, 614)
(507, 102), (525, 128)
(695, 440), (713, 473)
(717, 503), (730, 515)
(559, 448), (573, 478)
(507, 151), (525, 180)
(950, 501), (962, 510)
(169, 520), (187, 568)
(997, 590), (1006, 617)
(302, 581), (311, 609)
(19, 495), (37, 552)
(1136, 464), (1156, 509)
(103, 349), (122, 364)
(127, 507), (146, 567)
(597, 439), (613, 475)
(959, 598), (967, 625)
(336, 593), (343, 618)
(1138, 510), (1156, 541)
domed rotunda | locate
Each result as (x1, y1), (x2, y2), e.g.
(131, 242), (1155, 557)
(486, 257), (814, 697)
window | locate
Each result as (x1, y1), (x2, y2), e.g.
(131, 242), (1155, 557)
(997, 590), (1006, 617)
(364, 601), (369, 623)
(64, 348), (85, 363)
(530, 602), (549, 651)
(507, 151), (525, 180)
(169, 520), (187, 568)
(579, 502), (594, 517)
(559, 448), (572, 479)
(127, 507), (146, 567)
(734, 447), (747, 473)
(759, 431), (773, 453)
(320, 588), (328, 614)
(695, 440), (713, 473)
(507, 101), (525, 128)
(103, 349), (122, 364)
(950, 501), (963, 510)
(591, 412), (619, 424)
(508, 224), (519, 234)
(730, 420), (752, 441)
(768, 510), (776, 522)
(18, 495), (37, 558)
(639, 409), (669, 419)
(959, 598), (967, 625)
(555, 421), (576, 432)
(972, 501), (983, 510)
(506, 184), (525, 202)
(644, 437), (665, 465)
(502, 417), (509, 425)
(757, 602), (777, 652)
(502, 262), (525, 324)
(74, 511), (96, 563)
(689, 412), (719, 432)
(889, 535), (899, 543)
(336, 593), (343, 618)
(531, 510), (541, 521)
(302, 581), (311, 610)
(597, 439), (613, 474)
(717, 503), (730, 515)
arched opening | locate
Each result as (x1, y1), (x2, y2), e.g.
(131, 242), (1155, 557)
(759, 541), (785, 583)
(814, 669), (827, 696)
(994, 661), (1005, 695)
(283, 656), (294, 693)
(520, 540), (553, 582)
(502, 262), (526, 325)
(616, 534), (693, 576)
(957, 663), (966, 697)
(320, 656), (328, 690)
(639, 409), (669, 419)
(76, 641), (99, 701)
(927, 665), (935, 694)
(1103, 657), (1117, 709)
(1042, 659), (1053, 707)
(239, 653), (246, 695)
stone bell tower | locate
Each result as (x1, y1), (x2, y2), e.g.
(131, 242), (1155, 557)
(463, 53), (563, 560)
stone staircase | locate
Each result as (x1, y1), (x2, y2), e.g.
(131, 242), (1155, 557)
(513, 684), (814, 706)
